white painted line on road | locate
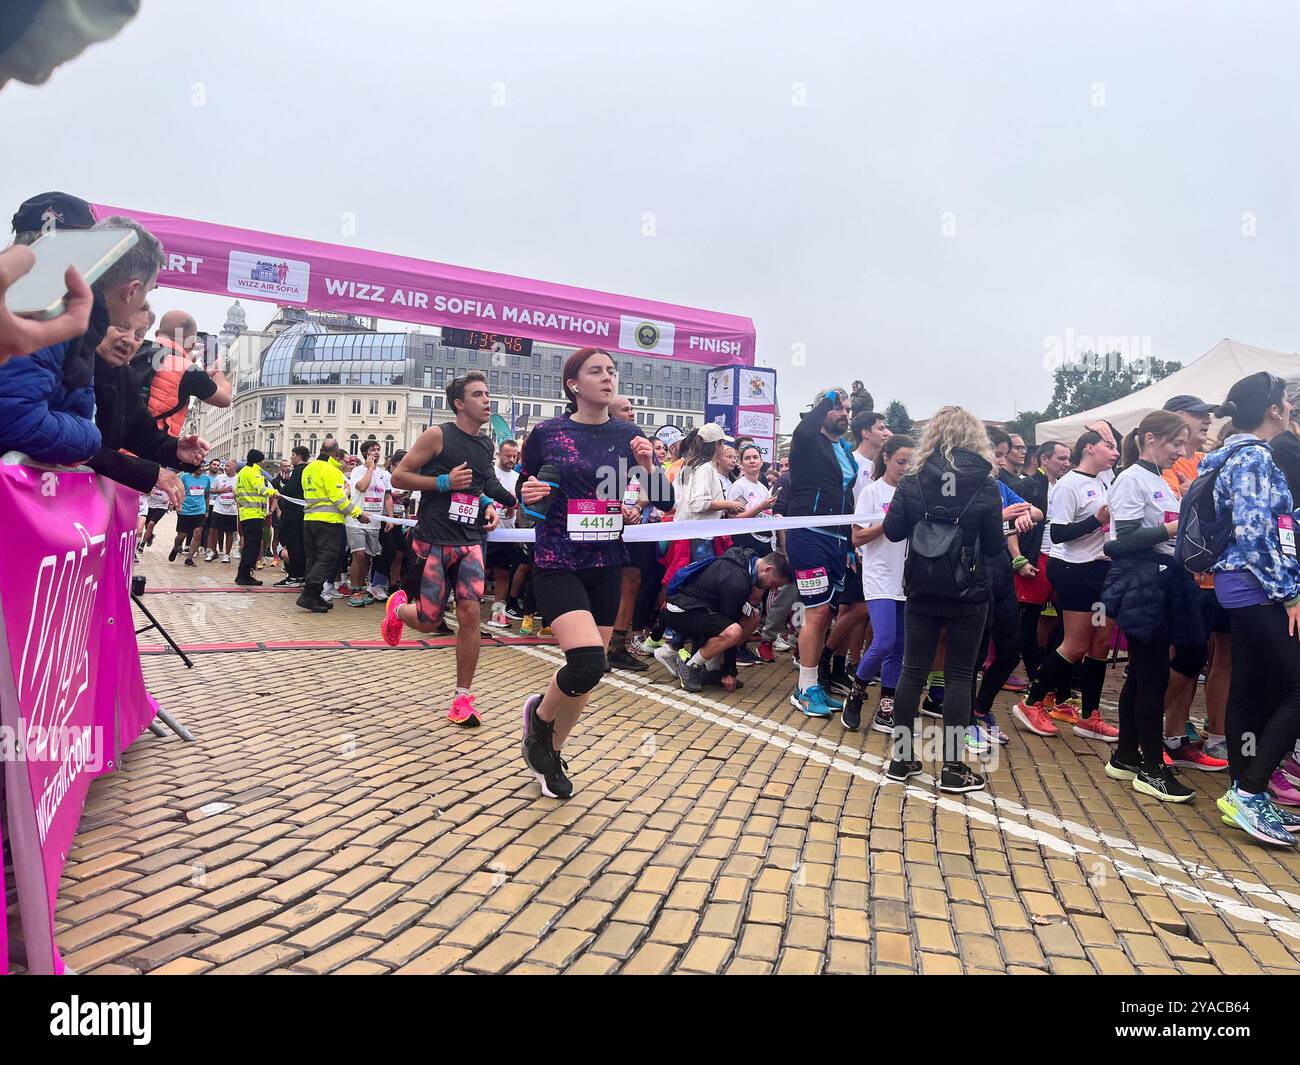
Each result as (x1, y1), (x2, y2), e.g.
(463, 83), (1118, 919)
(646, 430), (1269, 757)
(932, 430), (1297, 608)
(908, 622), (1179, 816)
(512, 644), (1300, 943)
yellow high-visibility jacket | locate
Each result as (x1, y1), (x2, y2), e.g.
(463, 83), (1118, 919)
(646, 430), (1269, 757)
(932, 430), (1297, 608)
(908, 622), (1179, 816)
(302, 457), (361, 524)
(235, 464), (277, 521)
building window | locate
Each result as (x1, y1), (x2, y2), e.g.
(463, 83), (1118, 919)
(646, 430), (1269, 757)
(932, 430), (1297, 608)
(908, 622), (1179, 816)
(294, 399), (304, 415)
(521, 373), (531, 394)
(645, 412), (655, 425)
(349, 434), (359, 455)
(267, 433), (275, 459)
(423, 394), (431, 408)
(435, 396), (445, 409)
(292, 434), (302, 450)
(490, 371), (499, 389)
(327, 400), (336, 414)
(369, 399), (380, 415)
(352, 399), (362, 415)
(553, 405), (563, 417)
(511, 372), (520, 391)
(384, 434), (395, 459)
(423, 366), (432, 388)
(685, 416), (694, 428)
(387, 400), (398, 415)
(309, 434), (318, 453)
(310, 399), (320, 414)
(532, 404), (541, 416)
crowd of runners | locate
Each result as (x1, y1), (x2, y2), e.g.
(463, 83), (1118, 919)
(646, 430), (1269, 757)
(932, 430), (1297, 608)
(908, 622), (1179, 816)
(6, 191), (1300, 845)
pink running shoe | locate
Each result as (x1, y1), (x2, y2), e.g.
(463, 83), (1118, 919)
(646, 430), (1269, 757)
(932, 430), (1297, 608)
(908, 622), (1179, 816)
(448, 691), (481, 728)
(1268, 770), (1300, 807)
(381, 590), (407, 646)
(1072, 712), (1120, 743)
(1282, 755), (1300, 788)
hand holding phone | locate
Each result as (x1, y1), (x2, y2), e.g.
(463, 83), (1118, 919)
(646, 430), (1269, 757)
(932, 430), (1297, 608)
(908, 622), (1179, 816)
(4, 228), (137, 321)
(0, 246), (93, 362)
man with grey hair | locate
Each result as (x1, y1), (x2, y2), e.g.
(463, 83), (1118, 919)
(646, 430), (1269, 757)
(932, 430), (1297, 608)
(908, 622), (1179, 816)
(0, 203), (162, 469)
(85, 215), (210, 493)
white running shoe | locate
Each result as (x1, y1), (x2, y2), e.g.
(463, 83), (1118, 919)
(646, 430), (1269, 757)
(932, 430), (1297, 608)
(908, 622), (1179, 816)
(220, 553), (230, 564)
(772, 635), (794, 653)
(205, 550), (216, 562)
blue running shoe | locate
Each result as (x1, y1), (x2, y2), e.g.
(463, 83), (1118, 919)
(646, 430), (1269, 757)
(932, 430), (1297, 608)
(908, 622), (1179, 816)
(817, 685), (844, 711)
(975, 712), (1010, 746)
(1216, 789), (1296, 847)
(965, 724), (991, 755)
(790, 685), (834, 718)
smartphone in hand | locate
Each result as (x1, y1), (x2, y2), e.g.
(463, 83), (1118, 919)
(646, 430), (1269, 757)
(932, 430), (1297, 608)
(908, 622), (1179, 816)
(4, 229), (139, 320)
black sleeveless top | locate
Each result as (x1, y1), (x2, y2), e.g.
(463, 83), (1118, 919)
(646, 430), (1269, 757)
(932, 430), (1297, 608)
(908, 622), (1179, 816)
(414, 422), (499, 546)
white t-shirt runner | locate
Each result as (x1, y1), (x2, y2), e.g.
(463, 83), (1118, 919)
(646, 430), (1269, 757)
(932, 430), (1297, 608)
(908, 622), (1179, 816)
(211, 474), (238, 516)
(347, 466), (391, 528)
(1108, 463), (1178, 557)
(727, 476), (775, 549)
(852, 450), (874, 503)
(1047, 470), (1109, 562)
(494, 466), (521, 529)
(854, 478), (906, 600)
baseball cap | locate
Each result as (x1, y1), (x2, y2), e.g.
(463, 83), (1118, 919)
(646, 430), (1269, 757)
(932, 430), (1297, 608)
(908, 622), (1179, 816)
(1162, 395), (1218, 415)
(12, 191), (95, 234)
(655, 425), (684, 447)
(698, 423), (735, 445)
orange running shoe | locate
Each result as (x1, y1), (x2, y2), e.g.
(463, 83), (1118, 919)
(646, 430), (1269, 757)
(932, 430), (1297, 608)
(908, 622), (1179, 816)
(381, 590), (407, 646)
(448, 691), (481, 727)
(1012, 699), (1059, 737)
(1072, 712), (1119, 743)
(1048, 698), (1083, 726)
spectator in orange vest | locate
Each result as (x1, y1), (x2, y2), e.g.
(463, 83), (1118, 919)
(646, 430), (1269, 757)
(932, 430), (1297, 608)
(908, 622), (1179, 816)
(145, 309), (231, 436)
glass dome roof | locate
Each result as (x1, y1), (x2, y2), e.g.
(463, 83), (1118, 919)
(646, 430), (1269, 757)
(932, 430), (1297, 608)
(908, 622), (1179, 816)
(258, 321), (408, 388)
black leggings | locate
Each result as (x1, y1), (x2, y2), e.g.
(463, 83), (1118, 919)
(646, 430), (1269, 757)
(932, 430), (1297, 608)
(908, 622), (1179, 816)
(893, 601), (987, 764)
(973, 587), (1021, 714)
(1019, 604), (1044, 681)
(1116, 634), (1170, 771)
(1226, 603), (1300, 793)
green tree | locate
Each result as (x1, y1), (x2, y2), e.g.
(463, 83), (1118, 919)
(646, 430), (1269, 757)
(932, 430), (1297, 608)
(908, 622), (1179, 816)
(884, 400), (913, 435)
(1005, 409), (1046, 443)
(1043, 351), (1181, 420)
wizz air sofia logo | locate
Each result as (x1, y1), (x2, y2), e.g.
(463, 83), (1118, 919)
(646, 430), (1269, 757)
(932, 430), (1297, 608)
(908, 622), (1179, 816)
(18, 523), (104, 762)
(227, 249), (310, 303)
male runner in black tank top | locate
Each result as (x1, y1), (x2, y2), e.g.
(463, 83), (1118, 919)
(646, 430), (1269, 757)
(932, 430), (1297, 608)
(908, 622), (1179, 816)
(384, 371), (516, 727)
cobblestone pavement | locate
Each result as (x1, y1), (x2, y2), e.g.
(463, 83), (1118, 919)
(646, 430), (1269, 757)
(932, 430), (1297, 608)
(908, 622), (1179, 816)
(51, 526), (1300, 974)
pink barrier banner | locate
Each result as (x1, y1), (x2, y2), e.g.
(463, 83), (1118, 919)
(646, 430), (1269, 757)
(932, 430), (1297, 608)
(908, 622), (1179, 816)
(0, 462), (157, 973)
(90, 204), (756, 366)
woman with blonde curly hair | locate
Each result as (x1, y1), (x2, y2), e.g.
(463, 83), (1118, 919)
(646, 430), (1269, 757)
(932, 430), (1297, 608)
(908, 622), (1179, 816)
(880, 406), (1007, 793)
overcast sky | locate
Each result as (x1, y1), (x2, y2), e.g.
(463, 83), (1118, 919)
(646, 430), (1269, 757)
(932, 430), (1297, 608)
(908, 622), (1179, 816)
(4, 0), (1297, 419)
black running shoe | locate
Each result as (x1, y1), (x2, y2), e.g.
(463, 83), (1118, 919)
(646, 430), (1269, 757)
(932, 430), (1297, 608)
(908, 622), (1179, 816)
(919, 695), (944, 720)
(841, 692), (863, 731)
(522, 695), (573, 800)
(233, 574), (261, 586)
(939, 762), (985, 794)
(735, 645), (761, 668)
(168, 544), (180, 562)
(872, 697), (896, 735)
(607, 649), (648, 672)
(827, 668), (855, 696)
(886, 758), (923, 782)
(1133, 764), (1195, 804)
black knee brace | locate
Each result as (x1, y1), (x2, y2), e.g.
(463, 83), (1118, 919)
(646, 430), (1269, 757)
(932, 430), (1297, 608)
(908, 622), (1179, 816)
(556, 645), (606, 696)
(1170, 643), (1207, 680)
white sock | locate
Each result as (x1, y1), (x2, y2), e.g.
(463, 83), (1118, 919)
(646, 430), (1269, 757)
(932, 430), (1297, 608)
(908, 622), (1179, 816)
(799, 665), (819, 691)
(687, 652), (706, 668)
(1165, 735), (1182, 749)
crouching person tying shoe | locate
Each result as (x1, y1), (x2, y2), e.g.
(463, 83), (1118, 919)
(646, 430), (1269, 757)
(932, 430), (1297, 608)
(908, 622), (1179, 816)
(659, 547), (792, 692)
(516, 348), (675, 800)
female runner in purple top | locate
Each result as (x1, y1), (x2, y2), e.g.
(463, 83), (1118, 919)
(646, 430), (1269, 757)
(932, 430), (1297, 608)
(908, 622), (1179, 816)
(517, 348), (674, 800)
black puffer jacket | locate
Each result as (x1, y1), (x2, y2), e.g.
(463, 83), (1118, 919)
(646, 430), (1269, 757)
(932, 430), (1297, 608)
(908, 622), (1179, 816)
(86, 354), (182, 493)
(1100, 552), (1205, 645)
(667, 545), (756, 620)
(883, 447), (1005, 614)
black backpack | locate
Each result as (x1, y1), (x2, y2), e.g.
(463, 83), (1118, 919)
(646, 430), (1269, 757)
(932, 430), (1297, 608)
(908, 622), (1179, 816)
(1174, 442), (1261, 575)
(902, 476), (987, 601)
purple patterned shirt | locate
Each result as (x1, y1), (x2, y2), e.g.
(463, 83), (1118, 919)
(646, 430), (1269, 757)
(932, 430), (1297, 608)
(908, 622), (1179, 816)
(521, 415), (647, 571)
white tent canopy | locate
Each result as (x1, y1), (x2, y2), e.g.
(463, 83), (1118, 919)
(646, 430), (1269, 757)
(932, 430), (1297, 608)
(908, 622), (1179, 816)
(1034, 338), (1300, 444)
